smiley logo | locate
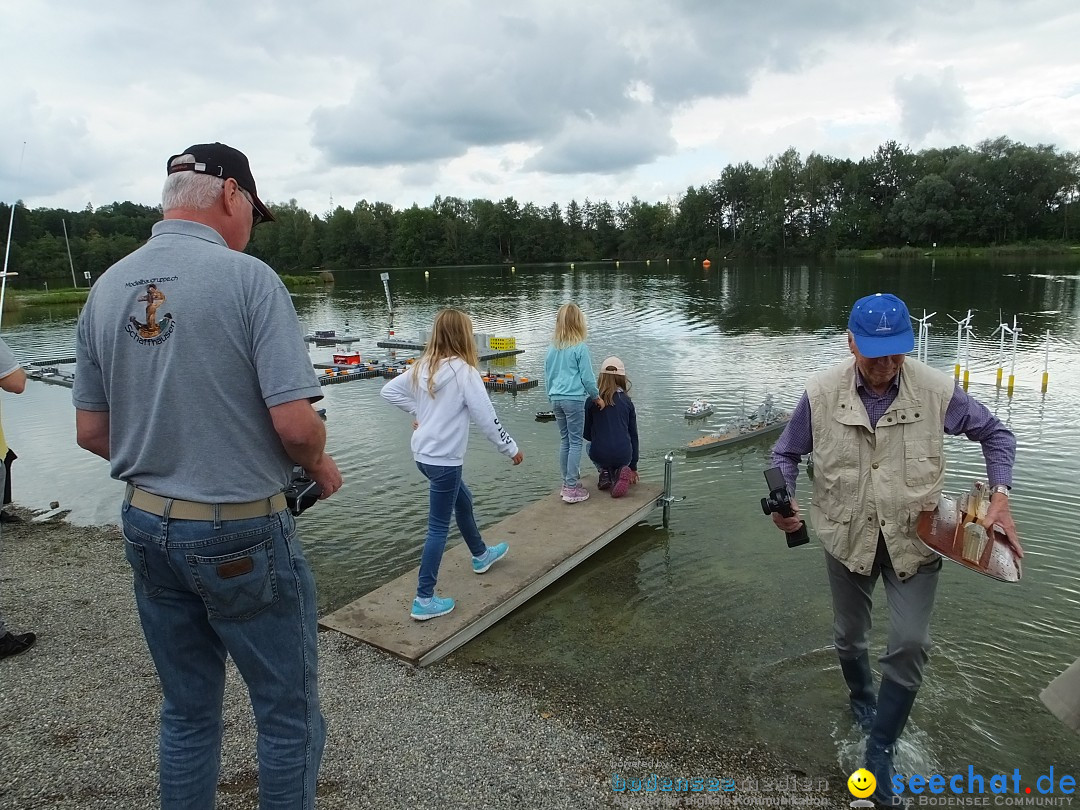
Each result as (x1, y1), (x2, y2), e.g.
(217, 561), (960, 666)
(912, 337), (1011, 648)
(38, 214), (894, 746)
(848, 768), (876, 798)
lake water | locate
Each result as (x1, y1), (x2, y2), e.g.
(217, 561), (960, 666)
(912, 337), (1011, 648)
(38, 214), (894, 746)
(3, 258), (1079, 782)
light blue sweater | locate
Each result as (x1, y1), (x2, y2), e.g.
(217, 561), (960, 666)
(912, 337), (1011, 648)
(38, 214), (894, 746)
(544, 342), (599, 401)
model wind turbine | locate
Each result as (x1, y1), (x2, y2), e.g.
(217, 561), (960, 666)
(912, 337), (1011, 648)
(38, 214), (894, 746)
(961, 321), (976, 389)
(991, 314), (1010, 388)
(1007, 316), (1022, 397)
(947, 310), (973, 381)
(1041, 330), (1051, 393)
(914, 310), (936, 364)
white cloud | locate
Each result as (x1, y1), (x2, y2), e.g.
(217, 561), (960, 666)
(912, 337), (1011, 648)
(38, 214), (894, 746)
(895, 69), (970, 143)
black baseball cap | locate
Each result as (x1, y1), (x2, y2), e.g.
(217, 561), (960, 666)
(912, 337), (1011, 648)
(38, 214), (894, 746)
(166, 142), (275, 224)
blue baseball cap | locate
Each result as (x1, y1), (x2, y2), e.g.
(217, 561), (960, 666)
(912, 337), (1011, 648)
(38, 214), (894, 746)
(848, 293), (914, 358)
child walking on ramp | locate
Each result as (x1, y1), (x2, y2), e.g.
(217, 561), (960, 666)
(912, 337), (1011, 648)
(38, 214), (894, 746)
(544, 302), (602, 503)
(382, 308), (524, 620)
(585, 356), (639, 498)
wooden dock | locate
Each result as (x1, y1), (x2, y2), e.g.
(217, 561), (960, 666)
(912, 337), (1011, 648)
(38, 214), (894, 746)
(320, 480), (665, 666)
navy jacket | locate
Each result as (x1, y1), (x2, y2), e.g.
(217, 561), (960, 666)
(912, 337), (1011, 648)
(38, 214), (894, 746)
(584, 390), (639, 470)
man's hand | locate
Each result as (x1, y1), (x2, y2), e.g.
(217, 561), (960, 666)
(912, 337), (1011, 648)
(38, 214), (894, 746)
(307, 453), (343, 500)
(511, 451), (524, 465)
(984, 492), (1022, 558)
(595, 397), (606, 410)
(770, 497), (803, 534)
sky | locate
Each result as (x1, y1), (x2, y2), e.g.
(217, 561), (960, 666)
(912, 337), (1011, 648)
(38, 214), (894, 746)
(2, 0), (1079, 218)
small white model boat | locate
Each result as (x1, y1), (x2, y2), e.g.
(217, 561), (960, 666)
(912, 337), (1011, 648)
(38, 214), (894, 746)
(684, 399), (713, 419)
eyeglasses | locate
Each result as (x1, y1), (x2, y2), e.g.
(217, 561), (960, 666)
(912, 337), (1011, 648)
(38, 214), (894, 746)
(235, 184), (264, 227)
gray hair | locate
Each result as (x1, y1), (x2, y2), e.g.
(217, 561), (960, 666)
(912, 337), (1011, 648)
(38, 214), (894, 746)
(162, 154), (225, 212)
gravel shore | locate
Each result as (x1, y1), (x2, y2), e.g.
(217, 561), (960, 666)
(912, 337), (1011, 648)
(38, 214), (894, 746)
(0, 508), (843, 809)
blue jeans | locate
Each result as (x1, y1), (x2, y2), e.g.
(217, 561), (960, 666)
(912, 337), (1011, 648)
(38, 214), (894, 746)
(416, 462), (487, 599)
(121, 500), (325, 810)
(553, 398), (586, 487)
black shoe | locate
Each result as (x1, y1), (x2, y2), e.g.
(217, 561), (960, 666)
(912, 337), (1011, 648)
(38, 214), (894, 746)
(0, 510), (23, 523)
(0, 631), (36, 659)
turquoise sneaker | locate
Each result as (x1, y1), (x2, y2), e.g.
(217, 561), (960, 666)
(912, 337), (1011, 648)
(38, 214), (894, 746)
(410, 595), (455, 621)
(472, 542), (509, 574)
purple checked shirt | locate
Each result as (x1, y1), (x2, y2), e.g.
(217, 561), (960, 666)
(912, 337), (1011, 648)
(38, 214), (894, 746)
(772, 367), (1016, 494)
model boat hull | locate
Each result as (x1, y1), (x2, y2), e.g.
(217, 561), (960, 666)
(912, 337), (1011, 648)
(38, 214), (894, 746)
(684, 416), (790, 456)
(915, 493), (1021, 582)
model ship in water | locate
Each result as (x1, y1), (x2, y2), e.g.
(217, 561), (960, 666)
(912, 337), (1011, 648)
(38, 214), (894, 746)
(685, 394), (790, 457)
(684, 399), (713, 419)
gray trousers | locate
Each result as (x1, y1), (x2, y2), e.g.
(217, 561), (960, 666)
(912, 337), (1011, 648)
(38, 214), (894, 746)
(825, 534), (942, 690)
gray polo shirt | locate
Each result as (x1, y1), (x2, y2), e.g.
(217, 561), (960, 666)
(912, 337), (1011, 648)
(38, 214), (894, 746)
(73, 219), (322, 503)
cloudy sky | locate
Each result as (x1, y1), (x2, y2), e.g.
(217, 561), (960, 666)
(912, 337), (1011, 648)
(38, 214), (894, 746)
(2, 0), (1078, 217)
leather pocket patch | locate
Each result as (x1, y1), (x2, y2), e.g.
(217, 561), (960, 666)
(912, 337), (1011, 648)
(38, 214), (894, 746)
(217, 556), (255, 579)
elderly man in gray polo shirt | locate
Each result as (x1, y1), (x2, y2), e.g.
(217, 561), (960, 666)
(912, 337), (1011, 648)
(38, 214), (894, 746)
(74, 142), (342, 810)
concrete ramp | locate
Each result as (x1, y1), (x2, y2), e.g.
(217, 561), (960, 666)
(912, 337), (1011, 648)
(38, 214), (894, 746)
(320, 481), (663, 666)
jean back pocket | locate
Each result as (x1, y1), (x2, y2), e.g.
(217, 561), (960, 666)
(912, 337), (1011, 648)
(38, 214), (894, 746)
(188, 537), (279, 621)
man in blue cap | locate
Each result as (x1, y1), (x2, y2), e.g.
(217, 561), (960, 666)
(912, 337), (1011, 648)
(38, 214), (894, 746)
(770, 293), (1021, 803)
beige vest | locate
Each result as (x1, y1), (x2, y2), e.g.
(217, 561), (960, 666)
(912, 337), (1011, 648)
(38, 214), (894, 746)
(807, 358), (955, 579)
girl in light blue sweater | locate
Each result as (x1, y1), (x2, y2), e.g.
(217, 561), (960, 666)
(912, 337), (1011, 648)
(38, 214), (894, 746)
(544, 302), (602, 503)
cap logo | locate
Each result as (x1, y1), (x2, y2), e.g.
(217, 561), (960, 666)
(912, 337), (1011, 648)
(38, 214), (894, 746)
(876, 313), (892, 333)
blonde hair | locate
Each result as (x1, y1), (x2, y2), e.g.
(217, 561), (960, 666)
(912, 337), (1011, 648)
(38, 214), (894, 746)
(414, 308), (479, 397)
(597, 370), (631, 407)
(553, 302), (588, 349)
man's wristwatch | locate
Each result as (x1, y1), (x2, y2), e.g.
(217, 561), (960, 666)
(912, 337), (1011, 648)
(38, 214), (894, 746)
(990, 484), (1010, 498)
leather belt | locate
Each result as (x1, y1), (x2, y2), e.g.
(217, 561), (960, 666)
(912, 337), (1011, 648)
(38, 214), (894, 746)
(128, 486), (287, 521)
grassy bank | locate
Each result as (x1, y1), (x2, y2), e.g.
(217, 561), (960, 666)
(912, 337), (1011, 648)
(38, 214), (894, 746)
(280, 273), (323, 287)
(1, 273), (322, 311)
(837, 241), (1080, 259)
(2, 287), (91, 311)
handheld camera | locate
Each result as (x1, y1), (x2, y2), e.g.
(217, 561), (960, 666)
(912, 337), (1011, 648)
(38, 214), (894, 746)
(760, 467), (809, 548)
(284, 468), (321, 516)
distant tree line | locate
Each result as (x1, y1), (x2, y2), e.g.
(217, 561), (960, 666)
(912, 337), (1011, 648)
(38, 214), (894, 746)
(2, 136), (1077, 281)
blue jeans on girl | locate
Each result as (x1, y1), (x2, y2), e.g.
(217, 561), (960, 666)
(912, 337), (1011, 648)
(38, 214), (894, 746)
(416, 462), (488, 599)
(121, 501), (324, 810)
(553, 398), (586, 487)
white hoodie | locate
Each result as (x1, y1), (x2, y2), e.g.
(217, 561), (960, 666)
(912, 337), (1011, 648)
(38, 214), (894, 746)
(381, 357), (519, 466)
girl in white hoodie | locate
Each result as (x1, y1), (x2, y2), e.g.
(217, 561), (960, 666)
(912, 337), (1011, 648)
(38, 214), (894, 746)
(381, 308), (524, 620)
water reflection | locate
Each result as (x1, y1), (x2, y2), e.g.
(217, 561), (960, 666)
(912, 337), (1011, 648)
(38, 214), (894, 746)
(3, 258), (1079, 777)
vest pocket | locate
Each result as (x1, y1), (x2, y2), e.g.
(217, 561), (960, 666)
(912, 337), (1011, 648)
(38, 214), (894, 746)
(818, 493), (853, 524)
(904, 437), (942, 486)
